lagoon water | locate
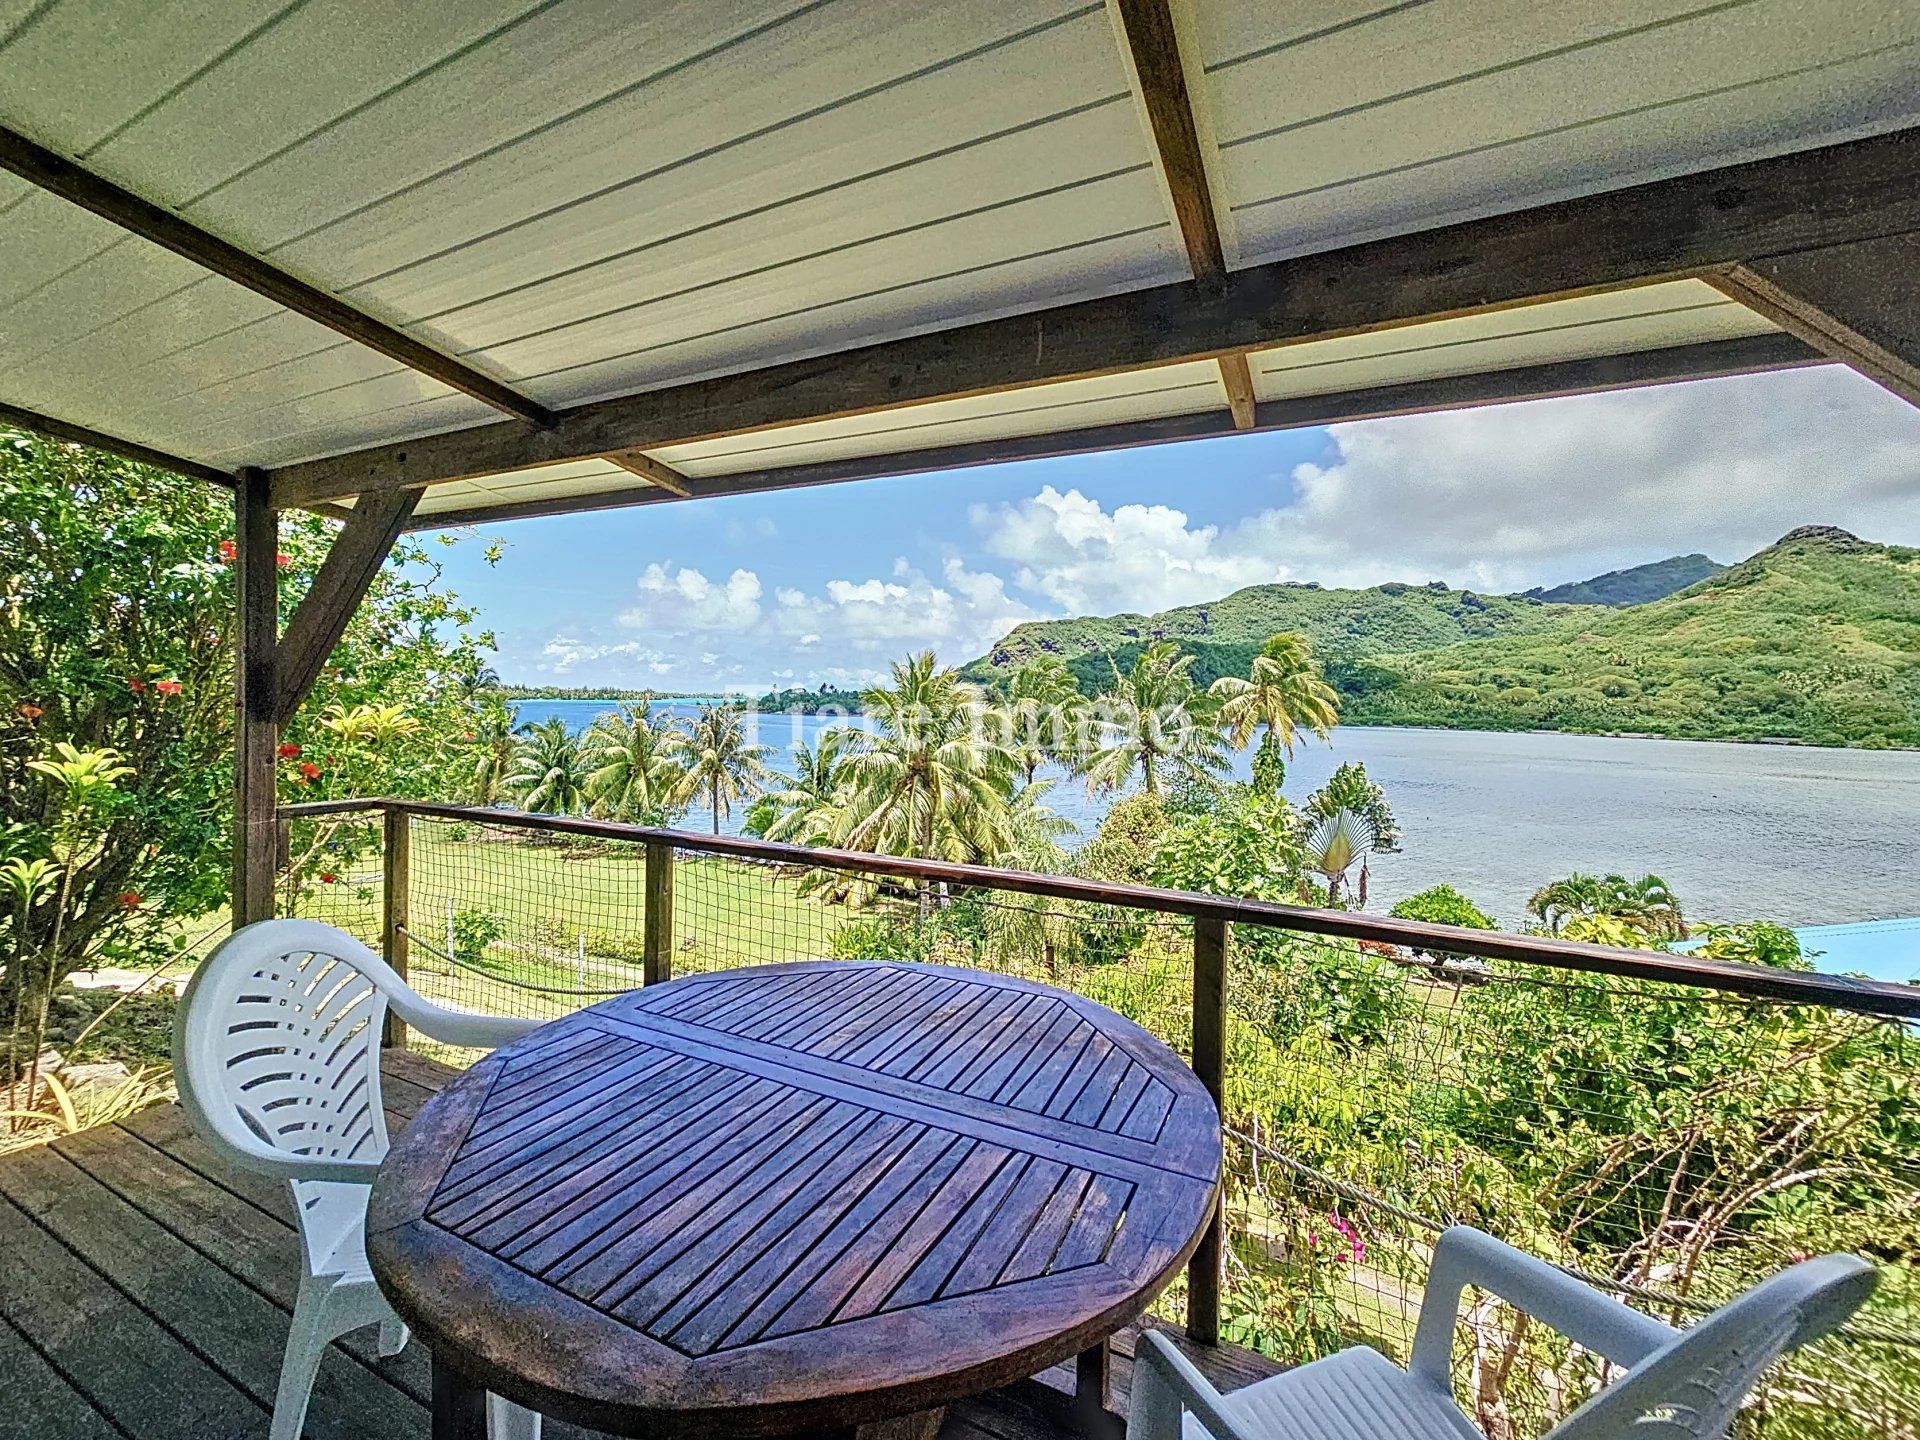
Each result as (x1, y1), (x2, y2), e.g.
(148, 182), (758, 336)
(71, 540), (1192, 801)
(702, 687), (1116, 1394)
(511, 699), (1920, 951)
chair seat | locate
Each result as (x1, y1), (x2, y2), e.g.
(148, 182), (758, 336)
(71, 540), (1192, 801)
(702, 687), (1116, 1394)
(1182, 1347), (1483, 1440)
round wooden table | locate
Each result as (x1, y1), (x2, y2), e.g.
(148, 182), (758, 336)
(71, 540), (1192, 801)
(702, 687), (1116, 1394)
(368, 960), (1221, 1438)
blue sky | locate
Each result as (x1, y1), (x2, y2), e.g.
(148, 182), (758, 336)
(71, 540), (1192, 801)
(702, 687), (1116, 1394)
(422, 367), (1920, 693)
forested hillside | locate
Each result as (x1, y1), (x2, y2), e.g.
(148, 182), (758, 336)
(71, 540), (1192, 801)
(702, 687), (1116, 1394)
(1523, 552), (1724, 605)
(967, 528), (1920, 747)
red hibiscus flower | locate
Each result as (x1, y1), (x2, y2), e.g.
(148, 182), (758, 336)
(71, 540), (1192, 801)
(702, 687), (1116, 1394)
(117, 891), (143, 907)
(217, 539), (237, 562)
(277, 742), (301, 759)
(127, 677), (146, 693)
(297, 761), (321, 781)
(154, 679), (182, 697)
(276, 552), (292, 567)
(319, 872), (338, 885)
(17, 703), (43, 721)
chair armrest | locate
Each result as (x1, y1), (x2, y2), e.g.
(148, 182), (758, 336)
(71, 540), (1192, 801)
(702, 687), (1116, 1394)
(212, 1127), (383, 1186)
(1409, 1227), (1676, 1391)
(1131, 1332), (1268, 1440)
(384, 989), (543, 1051)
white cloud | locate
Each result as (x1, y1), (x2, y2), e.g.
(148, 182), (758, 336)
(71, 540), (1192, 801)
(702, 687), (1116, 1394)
(618, 564), (763, 631)
(974, 369), (1920, 603)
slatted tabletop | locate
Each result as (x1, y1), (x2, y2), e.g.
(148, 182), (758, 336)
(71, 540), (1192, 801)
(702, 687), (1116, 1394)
(367, 961), (1222, 1438)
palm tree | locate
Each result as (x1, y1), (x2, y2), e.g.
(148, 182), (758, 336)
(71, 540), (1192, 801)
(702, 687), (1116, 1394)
(1526, 872), (1687, 940)
(582, 704), (688, 823)
(1003, 658), (1085, 785)
(982, 781), (1078, 977)
(1304, 808), (1375, 908)
(466, 698), (517, 804)
(838, 652), (1017, 913)
(1209, 631), (1339, 793)
(1081, 642), (1227, 798)
(505, 717), (591, 814)
(671, 702), (774, 835)
(761, 728), (854, 845)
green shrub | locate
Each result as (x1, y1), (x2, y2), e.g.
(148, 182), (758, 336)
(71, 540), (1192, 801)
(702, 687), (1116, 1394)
(1387, 884), (1496, 931)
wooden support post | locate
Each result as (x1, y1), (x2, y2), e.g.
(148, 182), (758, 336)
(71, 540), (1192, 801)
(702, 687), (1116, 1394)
(1187, 916), (1227, 1345)
(232, 469), (279, 930)
(643, 841), (674, 986)
(383, 806), (410, 1049)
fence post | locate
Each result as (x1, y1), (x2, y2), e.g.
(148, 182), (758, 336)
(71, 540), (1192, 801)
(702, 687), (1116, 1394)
(381, 806), (409, 1049)
(1188, 915), (1227, 1344)
(644, 841), (674, 986)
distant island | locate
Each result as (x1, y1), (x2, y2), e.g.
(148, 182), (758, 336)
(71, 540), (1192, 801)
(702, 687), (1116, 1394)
(962, 527), (1920, 749)
(499, 684), (709, 701)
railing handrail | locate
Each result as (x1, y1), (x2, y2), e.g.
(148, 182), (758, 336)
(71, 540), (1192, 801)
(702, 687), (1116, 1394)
(278, 797), (1920, 1020)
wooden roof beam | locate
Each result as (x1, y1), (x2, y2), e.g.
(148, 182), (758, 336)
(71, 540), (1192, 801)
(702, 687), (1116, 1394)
(0, 124), (556, 429)
(404, 334), (1821, 532)
(604, 451), (692, 497)
(1111, 0), (1226, 286)
(0, 397), (235, 485)
(269, 125), (1920, 512)
(1707, 233), (1920, 407)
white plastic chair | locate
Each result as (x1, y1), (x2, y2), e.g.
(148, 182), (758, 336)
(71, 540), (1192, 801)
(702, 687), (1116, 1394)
(173, 918), (546, 1440)
(1130, 1226), (1876, 1440)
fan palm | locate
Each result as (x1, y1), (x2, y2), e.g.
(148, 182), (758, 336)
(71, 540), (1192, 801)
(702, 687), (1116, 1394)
(1209, 631), (1339, 792)
(671, 702), (774, 835)
(837, 652), (1017, 912)
(505, 717), (591, 815)
(1081, 642), (1227, 798)
(582, 704), (689, 823)
(1304, 807), (1375, 908)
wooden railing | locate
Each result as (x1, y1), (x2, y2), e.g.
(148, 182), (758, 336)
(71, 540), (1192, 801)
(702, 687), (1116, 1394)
(277, 797), (1920, 1352)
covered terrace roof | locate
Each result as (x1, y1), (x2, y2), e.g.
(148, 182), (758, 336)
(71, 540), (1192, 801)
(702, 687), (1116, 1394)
(2, 0), (1918, 527)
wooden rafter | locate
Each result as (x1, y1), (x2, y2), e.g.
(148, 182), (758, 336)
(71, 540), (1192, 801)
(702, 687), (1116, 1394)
(267, 125), (1920, 512)
(605, 451), (692, 497)
(1706, 235), (1920, 406)
(0, 398), (234, 485)
(1111, 0), (1225, 285)
(1216, 354), (1256, 428)
(403, 334), (1820, 532)
(0, 124), (556, 429)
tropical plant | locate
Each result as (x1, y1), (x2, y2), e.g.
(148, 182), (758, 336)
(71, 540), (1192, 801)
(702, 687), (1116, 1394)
(1306, 761), (1401, 852)
(835, 654), (1017, 910)
(1150, 788), (1306, 904)
(1082, 642), (1228, 798)
(581, 704), (688, 823)
(980, 781), (1080, 977)
(1208, 631), (1340, 792)
(467, 698), (518, 804)
(1526, 871), (1687, 940)
(671, 702), (774, 836)
(759, 728), (855, 845)
(505, 717), (592, 815)
(1302, 807), (1375, 908)
(1002, 657), (1086, 785)
(1387, 884), (1496, 931)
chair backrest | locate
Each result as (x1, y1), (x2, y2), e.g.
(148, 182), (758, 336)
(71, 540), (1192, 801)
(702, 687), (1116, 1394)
(174, 919), (400, 1187)
(1546, 1254), (1876, 1440)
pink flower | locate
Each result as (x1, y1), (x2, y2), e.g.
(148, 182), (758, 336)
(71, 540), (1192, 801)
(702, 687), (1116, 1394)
(297, 761), (320, 781)
(126, 677), (146, 694)
(275, 552), (292, 567)
(154, 679), (182, 697)
(218, 539), (237, 563)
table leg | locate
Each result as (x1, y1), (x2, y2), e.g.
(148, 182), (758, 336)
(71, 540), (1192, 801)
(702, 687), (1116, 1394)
(432, 1354), (489, 1440)
(1075, 1342), (1120, 1440)
(853, 1407), (945, 1440)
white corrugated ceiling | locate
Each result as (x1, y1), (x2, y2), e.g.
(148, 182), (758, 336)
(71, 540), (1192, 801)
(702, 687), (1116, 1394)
(0, 0), (1912, 517)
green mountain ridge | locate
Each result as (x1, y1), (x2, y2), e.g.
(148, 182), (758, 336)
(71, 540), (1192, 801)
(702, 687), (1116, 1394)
(1523, 552), (1725, 606)
(962, 527), (1920, 748)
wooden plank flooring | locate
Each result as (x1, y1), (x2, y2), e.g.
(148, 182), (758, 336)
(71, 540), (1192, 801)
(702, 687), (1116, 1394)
(0, 1049), (1277, 1440)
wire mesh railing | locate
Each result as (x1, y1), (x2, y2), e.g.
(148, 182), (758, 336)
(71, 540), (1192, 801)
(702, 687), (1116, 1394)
(278, 799), (1920, 1440)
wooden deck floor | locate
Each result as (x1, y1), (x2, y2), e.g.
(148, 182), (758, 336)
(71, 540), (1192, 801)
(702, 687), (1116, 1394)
(0, 1050), (1278, 1440)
